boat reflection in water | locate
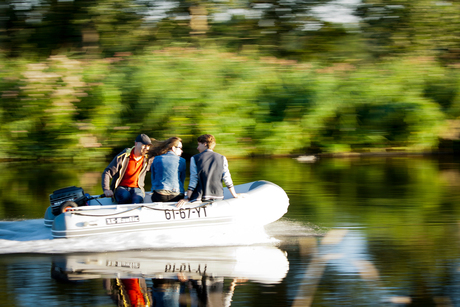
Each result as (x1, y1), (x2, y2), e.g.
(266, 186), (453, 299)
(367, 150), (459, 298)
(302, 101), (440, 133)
(51, 244), (289, 306)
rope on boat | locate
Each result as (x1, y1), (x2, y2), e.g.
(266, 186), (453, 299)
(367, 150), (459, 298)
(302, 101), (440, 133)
(72, 205), (143, 217)
(70, 202), (212, 217)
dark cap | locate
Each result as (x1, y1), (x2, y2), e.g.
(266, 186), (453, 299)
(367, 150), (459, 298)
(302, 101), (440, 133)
(135, 134), (152, 145)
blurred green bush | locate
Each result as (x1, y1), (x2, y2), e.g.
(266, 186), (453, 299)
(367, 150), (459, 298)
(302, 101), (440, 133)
(0, 49), (458, 159)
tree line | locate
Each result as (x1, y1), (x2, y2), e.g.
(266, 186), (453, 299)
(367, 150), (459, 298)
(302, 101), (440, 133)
(1, 0), (460, 159)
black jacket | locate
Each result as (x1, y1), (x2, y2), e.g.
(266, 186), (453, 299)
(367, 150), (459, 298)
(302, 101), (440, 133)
(190, 150), (226, 201)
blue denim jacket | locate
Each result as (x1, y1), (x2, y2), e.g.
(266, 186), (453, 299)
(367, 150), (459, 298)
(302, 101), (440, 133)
(151, 151), (186, 194)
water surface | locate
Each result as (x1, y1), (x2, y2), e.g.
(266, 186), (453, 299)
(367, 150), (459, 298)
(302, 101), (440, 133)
(1, 156), (460, 306)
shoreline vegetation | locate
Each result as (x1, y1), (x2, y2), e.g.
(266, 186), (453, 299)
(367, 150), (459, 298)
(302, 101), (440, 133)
(3, 0), (460, 161)
(2, 48), (460, 161)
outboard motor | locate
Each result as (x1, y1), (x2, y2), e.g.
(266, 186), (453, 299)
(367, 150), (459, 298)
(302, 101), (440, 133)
(49, 186), (88, 216)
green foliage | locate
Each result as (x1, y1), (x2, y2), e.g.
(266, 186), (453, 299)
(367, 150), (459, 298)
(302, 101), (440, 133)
(0, 55), (113, 159)
(300, 60), (448, 152)
(1, 49), (460, 159)
(2, 0), (460, 68)
(357, 0), (460, 60)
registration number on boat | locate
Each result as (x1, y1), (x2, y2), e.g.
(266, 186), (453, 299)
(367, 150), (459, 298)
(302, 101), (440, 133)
(165, 263), (207, 274)
(164, 208), (207, 220)
(106, 215), (140, 225)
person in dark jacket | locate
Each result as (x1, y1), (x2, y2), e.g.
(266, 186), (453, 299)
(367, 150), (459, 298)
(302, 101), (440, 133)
(150, 137), (186, 202)
(176, 134), (241, 208)
(102, 134), (153, 204)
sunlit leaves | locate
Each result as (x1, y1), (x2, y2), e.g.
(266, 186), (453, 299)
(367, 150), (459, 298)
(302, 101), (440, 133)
(0, 49), (459, 159)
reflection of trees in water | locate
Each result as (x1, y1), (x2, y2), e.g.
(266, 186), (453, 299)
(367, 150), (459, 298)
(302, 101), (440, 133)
(294, 229), (456, 307)
(293, 229), (411, 306)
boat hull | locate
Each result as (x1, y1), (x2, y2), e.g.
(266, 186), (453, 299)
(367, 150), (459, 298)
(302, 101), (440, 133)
(46, 181), (289, 239)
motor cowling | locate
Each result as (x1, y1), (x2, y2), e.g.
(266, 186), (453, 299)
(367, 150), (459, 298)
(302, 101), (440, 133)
(49, 186), (87, 216)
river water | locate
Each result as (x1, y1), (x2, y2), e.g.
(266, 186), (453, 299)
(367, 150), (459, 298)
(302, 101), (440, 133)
(1, 155), (460, 306)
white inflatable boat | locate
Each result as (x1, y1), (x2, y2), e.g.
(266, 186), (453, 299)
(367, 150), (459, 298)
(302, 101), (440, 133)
(44, 181), (290, 239)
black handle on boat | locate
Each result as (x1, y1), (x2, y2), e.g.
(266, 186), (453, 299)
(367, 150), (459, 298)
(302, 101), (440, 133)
(87, 194), (106, 201)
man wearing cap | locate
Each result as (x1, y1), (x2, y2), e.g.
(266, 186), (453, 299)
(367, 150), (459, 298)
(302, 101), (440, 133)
(102, 134), (153, 204)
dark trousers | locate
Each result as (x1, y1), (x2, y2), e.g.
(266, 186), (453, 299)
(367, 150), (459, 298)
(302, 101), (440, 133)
(115, 186), (144, 204)
(152, 191), (184, 203)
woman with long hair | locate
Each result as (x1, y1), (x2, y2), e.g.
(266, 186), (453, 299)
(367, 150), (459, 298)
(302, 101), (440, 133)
(150, 137), (186, 202)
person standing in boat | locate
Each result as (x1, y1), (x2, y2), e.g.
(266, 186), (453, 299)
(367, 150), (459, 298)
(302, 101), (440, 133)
(150, 137), (186, 202)
(176, 134), (241, 207)
(102, 133), (153, 204)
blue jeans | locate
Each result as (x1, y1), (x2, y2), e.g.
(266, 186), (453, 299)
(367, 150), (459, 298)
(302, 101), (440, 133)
(115, 186), (144, 204)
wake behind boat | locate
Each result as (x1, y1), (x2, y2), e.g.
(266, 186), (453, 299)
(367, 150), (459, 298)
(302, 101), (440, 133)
(44, 181), (290, 239)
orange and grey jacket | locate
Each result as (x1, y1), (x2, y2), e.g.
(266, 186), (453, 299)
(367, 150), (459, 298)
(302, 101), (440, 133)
(102, 147), (152, 197)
